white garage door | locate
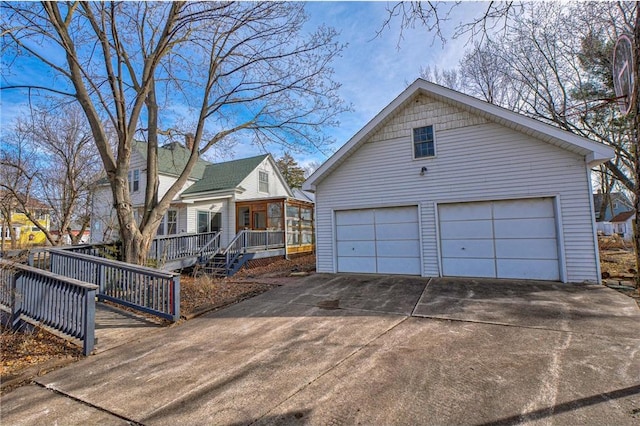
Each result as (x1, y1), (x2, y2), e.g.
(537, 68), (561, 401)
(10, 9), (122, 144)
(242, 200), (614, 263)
(439, 198), (560, 280)
(336, 206), (421, 275)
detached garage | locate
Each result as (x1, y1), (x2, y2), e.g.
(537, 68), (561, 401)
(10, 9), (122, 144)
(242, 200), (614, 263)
(304, 79), (614, 283)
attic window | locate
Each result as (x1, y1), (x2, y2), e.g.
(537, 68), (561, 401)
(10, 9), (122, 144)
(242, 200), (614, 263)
(413, 125), (435, 158)
(259, 171), (269, 193)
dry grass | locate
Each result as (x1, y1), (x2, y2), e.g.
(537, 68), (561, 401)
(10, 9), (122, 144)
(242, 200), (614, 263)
(1, 325), (82, 383)
(598, 235), (633, 251)
(179, 277), (276, 316)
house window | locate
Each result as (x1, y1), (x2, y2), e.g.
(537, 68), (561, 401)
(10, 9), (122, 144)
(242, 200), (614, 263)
(128, 169), (140, 192)
(413, 125), (435, 158)
(167, 210), (177, 235)
(157, 209), (178, 236)
(259, 171), (269, 193)
(198, 211), (221, 233)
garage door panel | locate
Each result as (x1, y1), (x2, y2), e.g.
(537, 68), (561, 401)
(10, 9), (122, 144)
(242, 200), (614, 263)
(376, 240), (420, 257)
(375, 222), (418, 240)
(337, 241), (376, 257)
(336, 206), (420, 275)
(495, 239), (557, 259)
(336, 210), (374, 226)
(336, 224), (375, 241)
(497, 259), (559, 280)
(493, 198), (555, 219)
(337, 257), (377, 273)
(440, 220), (493, 239)
(374, 207), (418, 224)
(377, 257), (421, 275)
(438, 202), (492, 221)
(442, 258), (496, 278)
(494, 218), (556, 239)
(438, 198), (560, 281)
(441, 239), (495, 259)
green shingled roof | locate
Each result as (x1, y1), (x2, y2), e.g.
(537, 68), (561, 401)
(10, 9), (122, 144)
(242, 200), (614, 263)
(181, 154), (270, 196)
(132, 141), (211, 179)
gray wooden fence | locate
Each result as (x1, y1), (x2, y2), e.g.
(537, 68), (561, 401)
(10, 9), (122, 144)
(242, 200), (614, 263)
(49, 249), (180, 322)
(0, 259), (97, 355)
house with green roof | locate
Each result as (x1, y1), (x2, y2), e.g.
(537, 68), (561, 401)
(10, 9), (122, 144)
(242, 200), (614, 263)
(91, 141), (314, 261)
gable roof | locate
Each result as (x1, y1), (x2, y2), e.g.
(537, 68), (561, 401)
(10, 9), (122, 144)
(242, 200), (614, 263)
(303, 79), (615, 191)
(610, 210), (635, 222)
(181, 154), (270, 196)
(132, 141), (211, 180)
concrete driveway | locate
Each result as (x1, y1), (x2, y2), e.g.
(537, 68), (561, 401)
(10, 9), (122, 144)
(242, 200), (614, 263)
(2, 274), (639, 425)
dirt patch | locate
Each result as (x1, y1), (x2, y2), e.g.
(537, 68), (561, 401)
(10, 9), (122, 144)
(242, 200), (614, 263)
(1, 325), (83, 393)
(598, 238), (640, 306)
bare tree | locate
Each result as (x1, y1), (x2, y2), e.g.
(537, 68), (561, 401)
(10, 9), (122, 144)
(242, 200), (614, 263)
(0, 133), (56, 246)
(419, 65), (461, 91)
(1, 2), (347, 264)
(21, 104), (101, 244)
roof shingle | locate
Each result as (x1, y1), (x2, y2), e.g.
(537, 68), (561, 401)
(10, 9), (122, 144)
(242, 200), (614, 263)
(181, 154), (269, 195)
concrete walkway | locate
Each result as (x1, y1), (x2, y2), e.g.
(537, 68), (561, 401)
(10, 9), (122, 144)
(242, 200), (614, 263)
(2, 275), (639, 425)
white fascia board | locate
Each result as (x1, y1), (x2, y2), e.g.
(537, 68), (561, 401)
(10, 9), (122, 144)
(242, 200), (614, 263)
(180, 189), (236, 203)
(418, 81), (615, 162)
(266, 154), (294, 197)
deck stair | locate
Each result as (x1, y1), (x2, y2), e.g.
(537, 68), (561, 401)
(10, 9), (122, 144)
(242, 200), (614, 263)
(197, 230), (284, 277)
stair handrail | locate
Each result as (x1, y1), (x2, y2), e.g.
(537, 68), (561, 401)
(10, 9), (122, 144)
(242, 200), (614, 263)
(219, 229), (249, 269)
(196, 230), (222, 262)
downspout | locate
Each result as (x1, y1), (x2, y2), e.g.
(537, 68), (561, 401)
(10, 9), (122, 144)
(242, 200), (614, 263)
(586, 162), (603, 284)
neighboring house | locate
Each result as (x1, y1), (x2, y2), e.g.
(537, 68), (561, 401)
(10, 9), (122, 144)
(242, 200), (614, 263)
(592, 192), (632, 222)
(91, 141), (314, 255)
(610, 211), (635, 241)
(51, 229), (91, 245)
(0, 191), (51, 249)
(303, 79), (614, 283)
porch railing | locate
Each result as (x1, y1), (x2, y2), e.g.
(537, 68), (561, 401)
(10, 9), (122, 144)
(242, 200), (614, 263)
(0, 259), (97, 356)
(243, 230), (285, 250)
(149, 231), (221, 265)
(49, 249), (180, 322)
(220, 230), (285, 270)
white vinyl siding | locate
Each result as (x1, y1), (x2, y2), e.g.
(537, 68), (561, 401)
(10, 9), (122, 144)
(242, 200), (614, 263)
(237, 157), (289, 200)
(314, 95), (598, 283)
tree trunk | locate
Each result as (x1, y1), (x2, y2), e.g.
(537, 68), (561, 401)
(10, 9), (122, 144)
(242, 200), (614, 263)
(633, 6), (640, 289)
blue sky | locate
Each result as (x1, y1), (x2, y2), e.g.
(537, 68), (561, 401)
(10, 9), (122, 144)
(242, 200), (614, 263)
(1, 1), (484, 171)
(291, 1), (484, 169)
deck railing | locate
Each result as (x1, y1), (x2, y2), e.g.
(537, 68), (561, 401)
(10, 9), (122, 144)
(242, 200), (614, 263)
(220, 230), (285, 269)
(49, 249), (180, 322)
(149, 231), (221, 265)
(0, 259), (97, 355)
(244, 230), (285, 250)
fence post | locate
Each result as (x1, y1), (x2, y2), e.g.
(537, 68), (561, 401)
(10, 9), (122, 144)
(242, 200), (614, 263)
(171, 275), (180, 322)
(11, 271), (24, 329)
(97, 263), (105, 295)
(83, 287), (96, 356)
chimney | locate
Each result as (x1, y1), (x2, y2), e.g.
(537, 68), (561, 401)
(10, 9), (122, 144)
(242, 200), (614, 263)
(185, 133), (195, 150)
